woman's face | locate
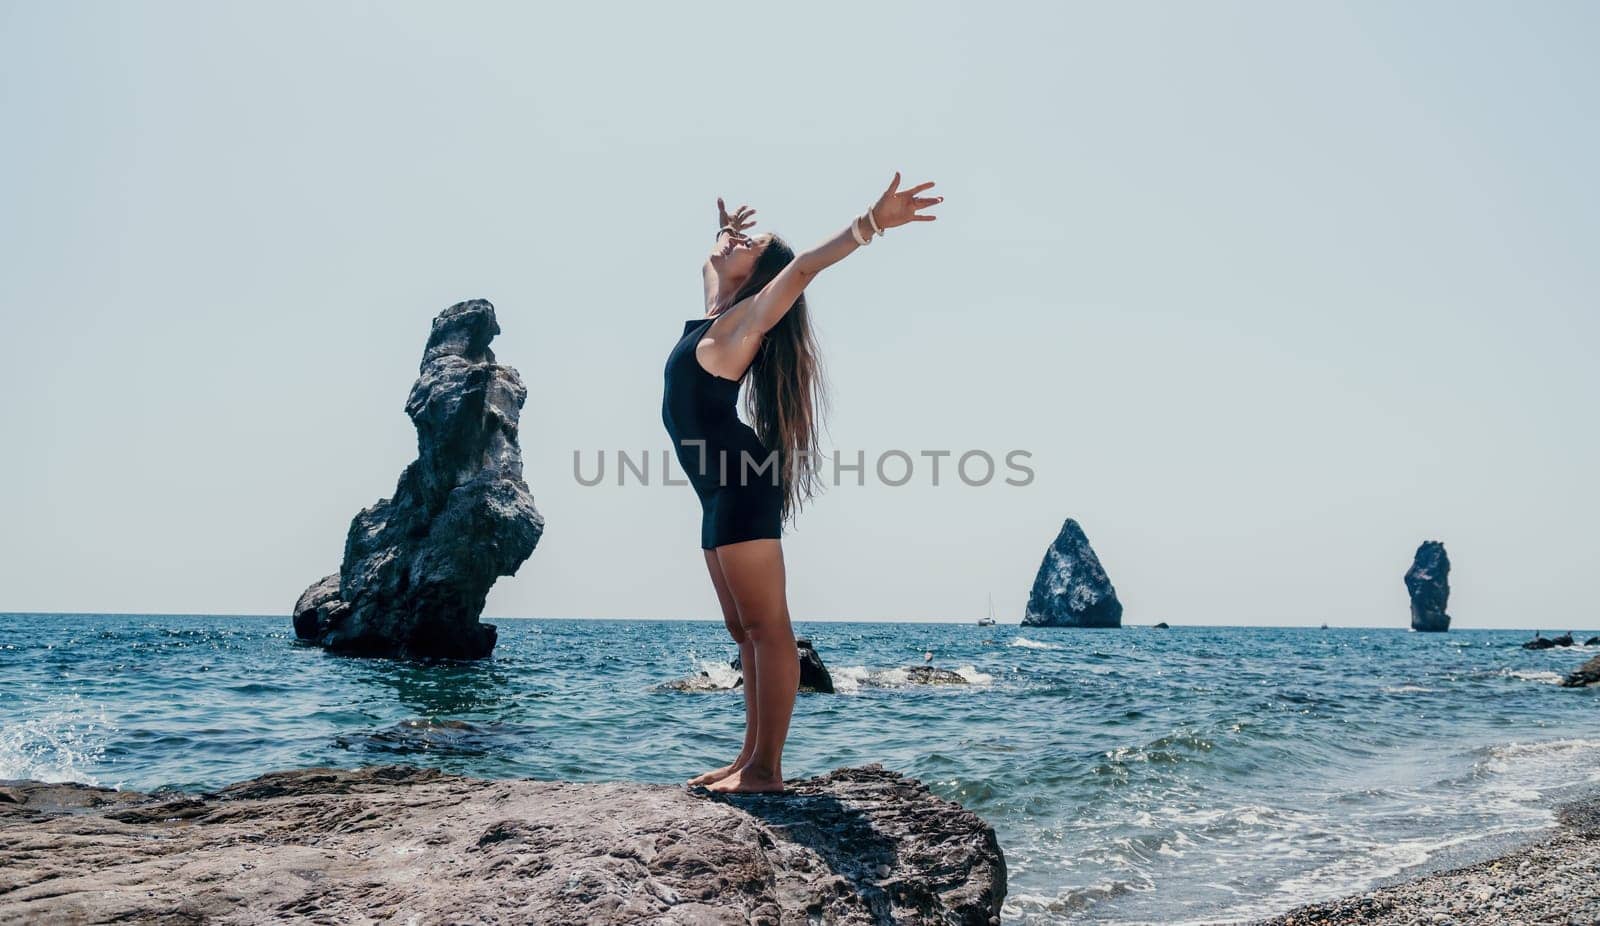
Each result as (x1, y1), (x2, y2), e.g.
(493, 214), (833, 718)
(710, 231), (773, 280)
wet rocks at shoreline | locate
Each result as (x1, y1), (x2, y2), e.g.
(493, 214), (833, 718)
(1404, 540), (1451, 633)
(1022, 518), (1123, 628)
(1255, 795), (1600, 925)
(292, 299), (544, 660)
(0, 763), (1005, 925)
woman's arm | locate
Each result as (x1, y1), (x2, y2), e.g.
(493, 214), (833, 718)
(744, 172), (940, 335)
(704, 198), (758, 309)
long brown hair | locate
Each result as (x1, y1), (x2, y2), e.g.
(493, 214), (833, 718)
(722, 233), (829, 523)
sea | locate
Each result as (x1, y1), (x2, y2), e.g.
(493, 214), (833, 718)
(2, 614), (1597, 924)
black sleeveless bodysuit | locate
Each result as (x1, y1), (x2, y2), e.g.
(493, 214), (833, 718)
(661, 316), (784, 550)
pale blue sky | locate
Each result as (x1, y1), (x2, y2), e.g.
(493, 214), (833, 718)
(2, 1), (1595, 627)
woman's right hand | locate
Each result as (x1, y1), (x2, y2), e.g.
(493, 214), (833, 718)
(868, 172), (941, 231)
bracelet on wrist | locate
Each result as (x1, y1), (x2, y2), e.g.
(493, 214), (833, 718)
(866, 207), (883, 237)
(850, 214), (870, 246)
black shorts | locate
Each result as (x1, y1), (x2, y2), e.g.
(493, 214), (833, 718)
(699, 477), (783, 550)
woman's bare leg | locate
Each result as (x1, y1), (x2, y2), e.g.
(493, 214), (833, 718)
(686, 549), (760, 786)
(707, 538), (797, 794)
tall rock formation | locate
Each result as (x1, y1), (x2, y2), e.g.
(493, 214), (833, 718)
(293, 299), (544, 659)
(1022, 518), (1123, 628)
(1405, 540), (1451, 633)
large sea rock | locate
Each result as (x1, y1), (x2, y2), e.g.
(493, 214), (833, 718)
(0, 764), (1006, 925)
(1022, 518), (1123, 628)
(1404, 540), (1451, 633)
(293, 299), (544, 659)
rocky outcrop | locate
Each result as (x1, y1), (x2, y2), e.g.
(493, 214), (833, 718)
(1587, 636), (1600, 647)
(657, 674), (734, 692)
(1562, 655), (1600, 688)
(1404, 540), (1451, 632)
(732, 637), (836, 693)
(1022, 518), (1122, 628)
(903, 666), (968, 685)
(0, 764), (1005, 925)
(293, 299), (544, 660)
(1524, 632), (1575, 650)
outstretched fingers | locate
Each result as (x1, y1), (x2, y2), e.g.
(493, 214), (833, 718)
(717, 197), (759, 231)
(908, 186), (943, 221)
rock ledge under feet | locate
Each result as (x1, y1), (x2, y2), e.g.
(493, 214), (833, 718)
(0, 763), (1005, 925)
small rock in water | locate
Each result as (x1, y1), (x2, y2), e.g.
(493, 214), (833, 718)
(1560, 655), (1600, 688)
(657, 675), (736, 693)
(730, 637), (834, 693)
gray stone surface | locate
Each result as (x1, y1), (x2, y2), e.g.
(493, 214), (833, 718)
(1405, 540), (1452, 632)
(0, 763), (1005, 925)
(1022, 518), (1123, 628)
(293, 299), (544, 659)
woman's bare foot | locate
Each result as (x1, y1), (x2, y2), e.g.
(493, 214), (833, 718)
(686, 758), (748, 787)
(705, 764), (787, 794)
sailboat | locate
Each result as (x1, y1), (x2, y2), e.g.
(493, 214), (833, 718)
(977, 593), (997, 626)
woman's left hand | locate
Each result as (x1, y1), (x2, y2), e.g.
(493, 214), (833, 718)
(869, 172), (942, 230)
(717, 197), (758, 241)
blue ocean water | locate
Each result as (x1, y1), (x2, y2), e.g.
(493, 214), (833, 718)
(2, 614), (1597, 924)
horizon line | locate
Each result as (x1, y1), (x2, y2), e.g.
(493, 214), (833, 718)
(0, 611), (1591, 633)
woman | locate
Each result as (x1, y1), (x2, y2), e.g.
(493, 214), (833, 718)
(662, 171), (942, 794)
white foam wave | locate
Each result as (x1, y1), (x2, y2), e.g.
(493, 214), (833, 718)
(0, 694), (111, 785)
(955, 664), (994, 685)
(1008, 636), (1059, 650)
(1481, 737), (1600, 787)
(1503, 668), (1564, 684)
(688, 657), (742, 689)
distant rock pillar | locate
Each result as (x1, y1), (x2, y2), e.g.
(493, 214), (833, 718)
(1405, 540), (1451, 632)
(1022, 518), (1123, 628)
